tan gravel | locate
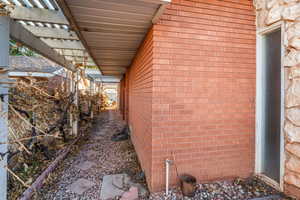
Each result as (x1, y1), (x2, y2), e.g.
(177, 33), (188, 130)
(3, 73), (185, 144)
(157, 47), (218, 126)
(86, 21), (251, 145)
(35, 111), (147, 200)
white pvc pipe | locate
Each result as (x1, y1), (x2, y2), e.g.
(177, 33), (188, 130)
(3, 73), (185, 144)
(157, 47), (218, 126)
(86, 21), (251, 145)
(166, 159), (170, 195)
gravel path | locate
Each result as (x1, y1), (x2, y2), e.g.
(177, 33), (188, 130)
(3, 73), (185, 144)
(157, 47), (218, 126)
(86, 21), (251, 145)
(36, 111), (146, 200)
(35, 111), (294, 200)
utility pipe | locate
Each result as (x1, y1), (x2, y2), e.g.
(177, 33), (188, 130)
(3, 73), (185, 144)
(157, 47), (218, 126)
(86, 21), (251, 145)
(165, 159), (172, 195)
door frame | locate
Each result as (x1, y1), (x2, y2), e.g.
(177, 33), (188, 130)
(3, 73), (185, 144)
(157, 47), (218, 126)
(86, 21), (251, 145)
(255, 21), (285, 191)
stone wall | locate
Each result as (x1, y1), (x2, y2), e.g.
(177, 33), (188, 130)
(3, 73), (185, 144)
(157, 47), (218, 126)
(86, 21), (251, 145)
(254, 0), (300, 198)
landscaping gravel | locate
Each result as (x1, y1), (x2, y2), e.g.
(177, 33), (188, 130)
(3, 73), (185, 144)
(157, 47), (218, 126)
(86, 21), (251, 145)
(34, 111), (294, 200)
(148, 177), (294, 200)
(35, 111), (146, 200)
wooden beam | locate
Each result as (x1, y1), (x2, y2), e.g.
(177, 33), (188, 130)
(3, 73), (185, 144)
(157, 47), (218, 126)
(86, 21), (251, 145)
(136, 0), (171, 4)
(10, 21), (76, 72)
(41, 38), (85, 50)
(54, 49), (85, 57)
(152, 4), (167, 24)
(68, 59), (95, 66)
(8, 71), (54, 77)
(9, 6), (69, 25)
(56, 0), (102, 74)
(23, 25), (78, 40)
(64, 56), (93, 62)
(85, 68), (101, 75)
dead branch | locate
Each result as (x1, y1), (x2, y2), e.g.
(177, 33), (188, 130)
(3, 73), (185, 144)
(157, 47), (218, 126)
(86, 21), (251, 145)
(1, 134), (61, 145)
(19, 133), (83, 200)
(6, 166), (30, 188)
(9, 104), (48, 135)
(9, 127), (31, 155)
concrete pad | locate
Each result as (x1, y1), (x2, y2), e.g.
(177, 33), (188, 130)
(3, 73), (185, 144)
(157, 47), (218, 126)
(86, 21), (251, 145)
(75, 161), (95, 171)
(100, 174), (130, 200)
(67, 178), (95, 195)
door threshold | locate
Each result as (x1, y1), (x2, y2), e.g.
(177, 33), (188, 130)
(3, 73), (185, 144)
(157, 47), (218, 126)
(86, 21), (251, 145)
(256, 174), (282, 191)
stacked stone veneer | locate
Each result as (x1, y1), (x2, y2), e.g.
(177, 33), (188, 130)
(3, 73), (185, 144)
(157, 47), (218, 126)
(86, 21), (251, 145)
(255, 0), (300, 197)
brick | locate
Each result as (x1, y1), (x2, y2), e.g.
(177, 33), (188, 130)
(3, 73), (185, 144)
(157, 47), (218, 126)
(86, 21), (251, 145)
(122, 0), (256, 193)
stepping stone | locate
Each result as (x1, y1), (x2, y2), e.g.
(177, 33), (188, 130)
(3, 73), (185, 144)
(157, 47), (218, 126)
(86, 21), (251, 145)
(95, 130), (107, 136)
(112, 173), (131, 188)
(100, 174), (130, 200)
(67, 178), (95, 195)
(250, 195), (282, 200)
(120, 187), (138, 200)
(75, 161), (96, 171)
(85, 150), (97, 158)
(83, 143), (98, 149)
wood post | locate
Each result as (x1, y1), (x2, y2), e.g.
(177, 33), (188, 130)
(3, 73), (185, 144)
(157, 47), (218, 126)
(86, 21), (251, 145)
(0, 15), (10, 200)
(90, 80), (94, 119)
(69, 70), (78, 136)
(71, 71), (78, 136)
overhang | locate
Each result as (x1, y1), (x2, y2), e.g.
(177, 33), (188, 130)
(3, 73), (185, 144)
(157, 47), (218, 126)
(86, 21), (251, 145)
(57, 0), (171, 76)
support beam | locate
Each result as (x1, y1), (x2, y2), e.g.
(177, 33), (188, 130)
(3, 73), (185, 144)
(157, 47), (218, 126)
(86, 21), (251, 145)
(64, 56), (93, 63)
(152, 4), (168, 24)
(10, 21), (76, 72)
(0, 15), (9, 200)
(85, 68), (101, 75)
(9, 6), (68, 25)
(54, 49), (85, 57)
(23, 25), (78, 40)
(137, 0), (171, 4)
(8, 71), (54, 77)
(41, 38), (84, 50)
(70, 71), (79, 136)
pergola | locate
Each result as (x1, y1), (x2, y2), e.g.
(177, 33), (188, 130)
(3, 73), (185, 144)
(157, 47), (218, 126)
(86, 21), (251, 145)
(0, 0), (170, 198)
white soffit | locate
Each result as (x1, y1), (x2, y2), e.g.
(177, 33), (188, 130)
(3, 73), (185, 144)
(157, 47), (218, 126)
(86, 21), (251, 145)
(59, 0), (171, 76)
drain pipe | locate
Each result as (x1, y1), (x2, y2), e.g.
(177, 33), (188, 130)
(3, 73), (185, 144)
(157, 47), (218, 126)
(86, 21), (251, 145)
(165, 159), (172, 195)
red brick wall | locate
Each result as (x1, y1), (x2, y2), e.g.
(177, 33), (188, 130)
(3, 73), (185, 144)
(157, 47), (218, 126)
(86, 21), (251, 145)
(126, 29), (154, 185)
(149, 0), (256, 191)
(285, 184), (300, 199)
(126, 0), (256, 192)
